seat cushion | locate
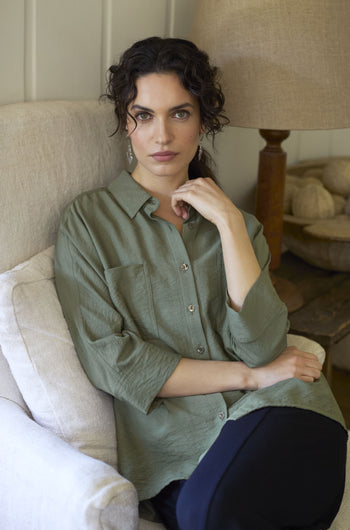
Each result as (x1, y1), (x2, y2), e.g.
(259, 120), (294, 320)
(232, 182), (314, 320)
(0, 246), (117, 468)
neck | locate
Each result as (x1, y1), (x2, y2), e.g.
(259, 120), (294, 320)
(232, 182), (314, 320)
(131, 166), (188, 233)
(131, 166), (188, 200)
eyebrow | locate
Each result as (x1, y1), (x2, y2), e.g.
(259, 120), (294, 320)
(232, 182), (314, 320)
(130, 102), (195, 112)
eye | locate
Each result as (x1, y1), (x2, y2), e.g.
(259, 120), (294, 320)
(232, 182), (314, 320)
(135, 111), (152, 121)
(173, 109), (190, 119)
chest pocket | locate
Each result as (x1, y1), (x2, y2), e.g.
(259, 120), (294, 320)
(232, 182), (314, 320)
(104, 264), (158, 339)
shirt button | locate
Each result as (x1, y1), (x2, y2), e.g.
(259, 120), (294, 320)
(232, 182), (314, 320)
(187, 222), (195, 230)
(218, 412), (225, 421)
(187, 304), (195, 313)
(180, 263), (189, 272)
(196, 346), (205, 355)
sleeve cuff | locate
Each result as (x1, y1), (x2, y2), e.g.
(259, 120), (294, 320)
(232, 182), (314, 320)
(224, 268), (288, 343)
(117, 340), (181, 414)
(88, 334), (182, 415)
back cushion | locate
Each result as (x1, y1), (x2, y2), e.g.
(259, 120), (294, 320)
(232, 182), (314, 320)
(0, 247), (117, 468)
(0, 100), (123, 273)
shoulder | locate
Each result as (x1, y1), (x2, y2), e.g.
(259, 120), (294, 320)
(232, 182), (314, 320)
(59, 172), (126, 228)
(63, 187), (107, 217)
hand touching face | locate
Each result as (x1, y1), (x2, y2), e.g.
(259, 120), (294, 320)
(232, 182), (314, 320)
(171, 177), (240, 228)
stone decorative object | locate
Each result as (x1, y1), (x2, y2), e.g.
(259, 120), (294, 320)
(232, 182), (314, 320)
(284, 179), (299, 215)
(291, 184), (335, 219)
(283, 157), (350, 271)
(322, 159), (350, 195)
(332, 194), (347, 215)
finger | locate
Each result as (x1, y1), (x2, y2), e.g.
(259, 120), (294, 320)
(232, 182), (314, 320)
(302, 355), (322, 368)
(303, 352), (322, 363)
(175, 178), (214, 198)
(307, 367), (321, 379)
(284, 353), (321, 381)
(171, 188), (201, 214)
(305, 357), (323, 371)
(311, 362), (323, 372)
(299, 364), (321, 381)
(300, 375), (316, 383)
(172, 199), (189, 219)
(287, 347), (322, 369)
(180, 205), (189, 220)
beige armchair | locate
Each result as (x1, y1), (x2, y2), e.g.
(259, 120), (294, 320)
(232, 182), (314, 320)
(0, 100), (348, 529)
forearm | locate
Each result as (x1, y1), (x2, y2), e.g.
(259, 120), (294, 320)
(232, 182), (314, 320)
(217, 211), (261, 312)
(157, 357), (254, 397)
(157, 345), (322, 399)
(171, 178), (263, 311)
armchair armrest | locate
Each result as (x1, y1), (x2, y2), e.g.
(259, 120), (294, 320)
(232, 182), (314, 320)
(286, 333), (325, 365)
(0, 398), (139, 530)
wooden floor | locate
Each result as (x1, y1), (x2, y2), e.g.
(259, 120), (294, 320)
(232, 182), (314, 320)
(332, 367), (350, 429)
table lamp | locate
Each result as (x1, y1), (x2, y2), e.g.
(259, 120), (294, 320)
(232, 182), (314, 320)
(190, 0), (350, 274)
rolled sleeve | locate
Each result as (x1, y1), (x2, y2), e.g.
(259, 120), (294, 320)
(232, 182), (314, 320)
(55, 223), (180, 414)
(224, 268), (289, 366)
(221, 212), (289, 367)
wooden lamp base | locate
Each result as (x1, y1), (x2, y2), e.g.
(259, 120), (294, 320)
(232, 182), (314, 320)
(255, 129), (304, 311)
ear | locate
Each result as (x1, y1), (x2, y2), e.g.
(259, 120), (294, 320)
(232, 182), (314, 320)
(200, 123), (206, 135)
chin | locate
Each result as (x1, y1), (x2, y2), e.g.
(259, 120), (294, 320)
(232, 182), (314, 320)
(148, 162), (188, 179)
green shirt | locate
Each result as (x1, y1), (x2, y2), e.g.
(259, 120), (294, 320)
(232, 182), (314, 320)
(54, 170), (345, 501)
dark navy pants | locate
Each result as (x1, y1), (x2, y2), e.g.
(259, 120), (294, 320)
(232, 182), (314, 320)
(150, 407), (347, 530)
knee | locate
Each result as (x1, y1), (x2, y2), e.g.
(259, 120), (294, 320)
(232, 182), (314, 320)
(176, 480), (211, 530)
(176, 490), (247, 530)
(176, 478), (243, 530)
(176, 488), (200, 530)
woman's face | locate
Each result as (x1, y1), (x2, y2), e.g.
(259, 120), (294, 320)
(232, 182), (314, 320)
(127, 72), (203, 185)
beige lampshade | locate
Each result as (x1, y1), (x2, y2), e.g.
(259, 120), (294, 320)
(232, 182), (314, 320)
(190, 0), (350, 130)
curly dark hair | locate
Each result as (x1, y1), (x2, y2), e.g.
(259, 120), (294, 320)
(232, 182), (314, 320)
(103, 36), (230, 179)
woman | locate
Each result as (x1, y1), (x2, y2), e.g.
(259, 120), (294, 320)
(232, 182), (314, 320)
(55, 37), (347, 529)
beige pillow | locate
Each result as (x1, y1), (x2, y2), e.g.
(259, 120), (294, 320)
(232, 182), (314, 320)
(0, 246), (117, 468)
(286, 333), (325, 365)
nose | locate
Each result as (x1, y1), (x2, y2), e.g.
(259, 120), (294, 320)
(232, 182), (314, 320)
(155, 118), (173, 145)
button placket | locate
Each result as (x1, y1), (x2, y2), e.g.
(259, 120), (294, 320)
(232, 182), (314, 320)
(165, 215), (207, 357)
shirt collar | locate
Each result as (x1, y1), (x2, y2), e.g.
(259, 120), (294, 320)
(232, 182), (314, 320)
(107, 170), (199, 223)
(108, 171), (154, 219)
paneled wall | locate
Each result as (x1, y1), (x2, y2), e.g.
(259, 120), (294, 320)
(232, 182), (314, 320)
(0, 0), (195, 104)
(1, 0), (349, 211)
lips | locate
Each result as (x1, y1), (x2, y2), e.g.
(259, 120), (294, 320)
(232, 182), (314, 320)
(151, 151), (178, 162)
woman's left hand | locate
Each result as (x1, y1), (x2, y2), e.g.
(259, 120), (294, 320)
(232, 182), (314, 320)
(171, 177), (239, 228)
(253, 346), (323, 389)
(172, 177), (261, 312)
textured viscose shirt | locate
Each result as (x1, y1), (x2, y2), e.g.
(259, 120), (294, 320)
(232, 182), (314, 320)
(54, 171), (345, 501)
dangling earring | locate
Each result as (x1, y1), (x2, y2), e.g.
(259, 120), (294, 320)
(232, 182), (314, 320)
(198, 137), (203, 161)
(126, 138), (134, 165)
(198, 144), (203, 161)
